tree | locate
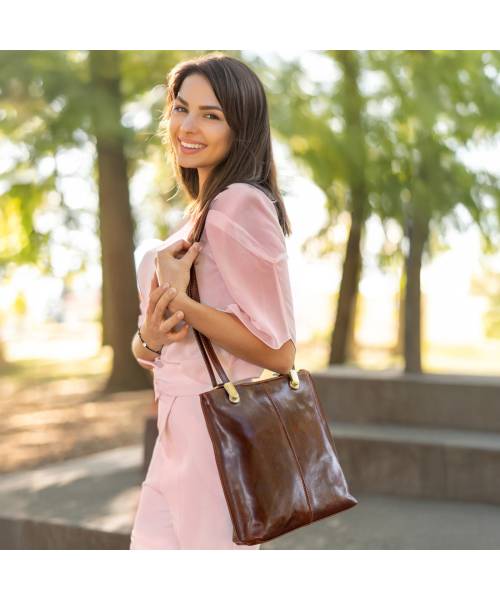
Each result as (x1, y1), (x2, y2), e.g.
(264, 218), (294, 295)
(0, 50), (195, 390)
(251, 50), (500, 374)
(368, 50), (500, 373)
(251, 51), (382, 365)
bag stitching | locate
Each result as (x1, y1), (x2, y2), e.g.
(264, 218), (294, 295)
(263, 387), (315, 523)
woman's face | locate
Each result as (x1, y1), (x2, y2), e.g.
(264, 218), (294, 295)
(168, 73), (233, 179)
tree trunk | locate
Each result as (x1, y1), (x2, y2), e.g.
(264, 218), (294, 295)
(89, 51), (150, 392)
(101, 269), (110, 346)
(403, 213), (429, 374)
(329, 216), (363, 364)
(328, 51), (369, 366)
(393, 270), (405, 357)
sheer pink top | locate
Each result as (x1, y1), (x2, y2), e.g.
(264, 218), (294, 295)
(135, 182), (296, 395)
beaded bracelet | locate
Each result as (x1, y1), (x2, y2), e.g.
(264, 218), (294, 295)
(137, 328), (162, 355)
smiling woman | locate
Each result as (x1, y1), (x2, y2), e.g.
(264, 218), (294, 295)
(167, 72), (234, 190)
(130, 52), (297, 551)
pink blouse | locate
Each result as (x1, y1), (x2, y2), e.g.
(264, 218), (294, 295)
(135, 182), (296, 395)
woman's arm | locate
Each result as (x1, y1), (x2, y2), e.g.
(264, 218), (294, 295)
(132, 267), (191, 371)
(168, 292), (295, 374)
(131, 331), (159, 371)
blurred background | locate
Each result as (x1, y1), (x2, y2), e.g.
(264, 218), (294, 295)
(2, 50), (500, 549)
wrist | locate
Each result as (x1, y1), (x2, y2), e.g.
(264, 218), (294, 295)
(138, 327), (163, 354)
(169, 290), (193, 315)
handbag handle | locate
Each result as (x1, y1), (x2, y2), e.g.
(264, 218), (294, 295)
(185, 192), (296, 396)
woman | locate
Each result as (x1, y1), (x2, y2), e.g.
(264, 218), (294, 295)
(130, 52), (296, 550)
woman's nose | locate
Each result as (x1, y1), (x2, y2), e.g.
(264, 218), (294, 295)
(180, 113), (199, 131)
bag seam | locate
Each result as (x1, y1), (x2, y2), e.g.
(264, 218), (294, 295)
(263, 387), (315, 523)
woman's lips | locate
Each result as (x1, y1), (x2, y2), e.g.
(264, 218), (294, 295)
(178, 139), (207, 155)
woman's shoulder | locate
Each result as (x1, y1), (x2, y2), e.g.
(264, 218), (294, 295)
(211, 182), (278, 223)
(214, 181), (270, 203)
(207, 182), (286, 263)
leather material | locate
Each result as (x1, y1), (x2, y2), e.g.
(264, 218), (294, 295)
(186, 183), (358, 545)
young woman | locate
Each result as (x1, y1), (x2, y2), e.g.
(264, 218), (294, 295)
(130, 52), (296, 550)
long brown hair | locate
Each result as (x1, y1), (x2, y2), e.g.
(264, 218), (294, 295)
(159, 52), (292, 243)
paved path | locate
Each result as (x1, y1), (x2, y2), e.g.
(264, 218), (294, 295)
(1, 445), (500, 549)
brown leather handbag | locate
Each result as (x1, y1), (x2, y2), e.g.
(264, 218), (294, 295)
(186, 198), (358, 546)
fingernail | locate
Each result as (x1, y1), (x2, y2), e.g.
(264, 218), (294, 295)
(177, 311), (183, 318)
(162, 283), (169, 289)
(171, 287), (176, 293)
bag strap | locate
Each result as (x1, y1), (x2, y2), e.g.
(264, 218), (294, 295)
(185, 199), (231, 387)
(185, 183), (295, 387)
(188, 262), (230, 387)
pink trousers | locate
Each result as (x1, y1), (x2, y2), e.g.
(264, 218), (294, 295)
(129, 380), (261, 550)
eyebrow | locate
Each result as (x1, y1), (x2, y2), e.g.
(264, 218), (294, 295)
(175, 94), (223, 112)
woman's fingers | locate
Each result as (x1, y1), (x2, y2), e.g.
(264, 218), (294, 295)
(162, 321), (190, 341)
(152, 286), (179, 322)
(149, 275), (164, 302)
(159, 308), (188, 334)
(179, 242), (201, 267)
(158, 239), (191, 258)
(147, 279), (169, 317)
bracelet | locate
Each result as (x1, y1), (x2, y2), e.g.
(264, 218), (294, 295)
(137, 328), (163, 355)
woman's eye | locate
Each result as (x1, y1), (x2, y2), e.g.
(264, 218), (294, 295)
(173, 106), (219, 120)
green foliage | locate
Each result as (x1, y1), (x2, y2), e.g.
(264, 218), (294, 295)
(0, 50), (207, 278)
(0, 183), (51, 269)
(2, 49), (500, 295)
(245, 50), (500, 272)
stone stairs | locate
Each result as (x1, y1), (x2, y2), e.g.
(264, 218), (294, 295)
(2, 444), (500, 549)
(314, 366), (500, 505)
(3, 366), (500, 548)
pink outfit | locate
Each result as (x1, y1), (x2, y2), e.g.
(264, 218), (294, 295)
(129, 182), (296, 550)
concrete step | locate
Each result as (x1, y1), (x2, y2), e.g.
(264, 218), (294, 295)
(0, 445), (144, 541)
(313, 367), (500, 433)
(265, 492), (500, 550)
(331, 421), (500, 505)
(2, 445), (500, 549)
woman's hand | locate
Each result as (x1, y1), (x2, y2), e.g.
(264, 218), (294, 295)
(155, 239), (201, 296)
(139, 271), (190, 351)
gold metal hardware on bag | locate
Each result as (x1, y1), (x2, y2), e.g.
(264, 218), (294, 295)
(288, 369), (300, 389)
(224, 381), (240, 403)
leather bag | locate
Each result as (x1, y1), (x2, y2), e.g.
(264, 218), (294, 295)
(186, 185), (358, 545)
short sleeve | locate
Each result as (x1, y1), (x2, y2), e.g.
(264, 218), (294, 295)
(205, 183), (296, 351)
(135, 244), (163, 368)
